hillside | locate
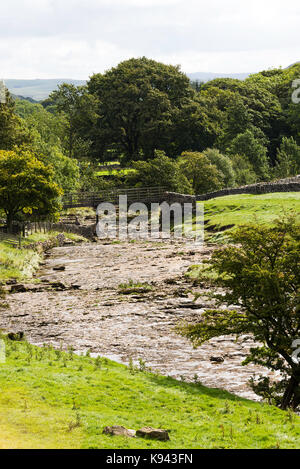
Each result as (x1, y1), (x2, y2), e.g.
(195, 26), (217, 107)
(4, 72), (251, 101)
(0, 336), (299, 449)
(4, 79), (86, 101)
(188, 72), (250, 81)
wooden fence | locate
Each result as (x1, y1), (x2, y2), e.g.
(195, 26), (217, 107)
(62, 186), (168, 209)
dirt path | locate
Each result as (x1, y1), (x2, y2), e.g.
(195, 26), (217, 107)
(0, 239), (276, 400)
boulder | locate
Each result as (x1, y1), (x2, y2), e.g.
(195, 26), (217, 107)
(7, 331), (24, 341)
(53, 265), (66, 271)
(136, 427), (170, 441)
(6, 279), (17, 285)
(50, 282), (67, 290)
(10, 284), (27, 293)
(209, 356), (225, 363)
(103, 426), (136, 438)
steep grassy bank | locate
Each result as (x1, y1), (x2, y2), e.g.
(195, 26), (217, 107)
(0, 337), (299, 449)
(0, 232), (87, 283)
(204, 192), (300, 242)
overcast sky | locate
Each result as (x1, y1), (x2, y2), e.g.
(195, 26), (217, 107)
(1, 0), (299, 79)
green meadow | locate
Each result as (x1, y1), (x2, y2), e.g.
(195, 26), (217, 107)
(0, 337), (299, 449)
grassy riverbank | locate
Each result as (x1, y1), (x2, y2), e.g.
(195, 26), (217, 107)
(0, 336), (299, 449)
(0, 232), (87, 283)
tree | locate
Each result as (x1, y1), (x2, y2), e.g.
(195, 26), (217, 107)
(0, 149), (62, 231)
(126, 151), (192, 193)
(203, 148), (236, 187)
(0, 89), (32, 150)
(38, 147), (80, 193)
(227, 130), (270, 180)
(178, 152), (223, 194)
(203, 77), (283, 163)
(88, 57), (194, 162)
(274, 136), (300, 178)
(48, 84), (97, 159)
(15, 99), (81, 192)
(178, 218), (300, 410)
(229, 154), (257, 186)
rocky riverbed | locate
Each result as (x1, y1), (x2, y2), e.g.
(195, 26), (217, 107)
(0, 239), (277, 400)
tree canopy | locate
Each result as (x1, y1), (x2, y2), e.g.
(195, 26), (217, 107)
(0, 149), (62, 230)
(178, 218), (300, 410)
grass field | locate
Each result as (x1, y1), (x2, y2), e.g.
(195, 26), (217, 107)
(0, 337), (299, 449)
(0, 231), (86, 283)
(95, 168), (135, 177)
(203, 192), (300, 242)
(1, 192), (300, 449)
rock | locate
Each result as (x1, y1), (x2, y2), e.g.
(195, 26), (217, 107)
(103, 426), (136, 438)
(209, 356), (225, 363)
(136, 427), (170, 441)
(71, 284), (81, 290)
(50, 282), (67, 290)
(7, 331), (24, 341)
(6, 279), (17, 285)
(10, 284), (27, 293)
(53, 265), (66, 271)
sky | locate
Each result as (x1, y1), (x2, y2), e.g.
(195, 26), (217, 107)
(1, 0), (299, 79)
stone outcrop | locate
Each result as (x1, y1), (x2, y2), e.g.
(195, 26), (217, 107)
(136, 427), (170, 441)
(103, 426), (136, 438)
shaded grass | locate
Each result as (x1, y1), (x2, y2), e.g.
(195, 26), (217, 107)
(61, 207), (96, 218)
(0, 337), (299, 449)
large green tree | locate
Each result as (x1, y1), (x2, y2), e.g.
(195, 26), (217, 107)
(88, 57), (197, 162)
(126, 151), (192, 193)
(47, 84), (97, 159)
(274, 136), (300, 178)
(0, 149), (62, 231)
(179, 218), (300, 410)
(0, 89), (32, 151)
(227, 130), (270, 180)
(178, 151), (223, 194)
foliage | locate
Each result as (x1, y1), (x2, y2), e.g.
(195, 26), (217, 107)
(202, 148), (236, 187)
(47, 84), (97, 159)
(0, 149), (62, 230)
(88, 57), (197, 162)
(274, 136), (300, 179)
(227, 130), (269, 180)
(179, 217), (300, 410)
(126, 151), (192, 193)
(15, 99), (81, 192)
(0, 90), (33, 150)
(229, 154), (257, 186)
(178, 151), (223, 194)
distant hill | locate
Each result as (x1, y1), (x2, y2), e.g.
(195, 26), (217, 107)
(187, 72), (250, 82)
(4, 73), (251, 101)
(4, 79), (86, 101)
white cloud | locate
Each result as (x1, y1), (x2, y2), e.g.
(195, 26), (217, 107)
(1, 0), (299, 78)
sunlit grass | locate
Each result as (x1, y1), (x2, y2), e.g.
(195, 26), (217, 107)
(0, 232), (87, 282)
(0, 337), (299, 449)
(203, 192), (300, 242)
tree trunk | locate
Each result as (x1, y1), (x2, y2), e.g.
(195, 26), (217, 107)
(281, 375), (300, 410)
(6, 211), (14, 233)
